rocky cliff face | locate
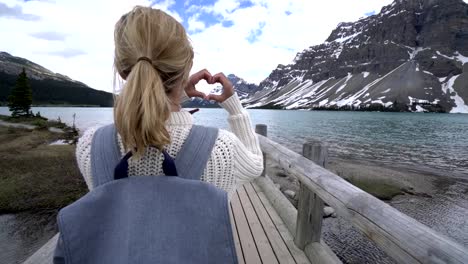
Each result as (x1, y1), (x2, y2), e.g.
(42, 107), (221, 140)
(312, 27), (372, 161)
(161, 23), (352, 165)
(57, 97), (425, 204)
(244, 0), (468, 113)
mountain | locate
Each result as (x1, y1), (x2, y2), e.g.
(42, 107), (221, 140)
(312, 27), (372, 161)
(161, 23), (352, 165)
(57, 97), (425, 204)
(0, 52), (113, 107)
(182, 74), (259, 108)
(244, 0), (468, 113)
(226, 74), (261, 100)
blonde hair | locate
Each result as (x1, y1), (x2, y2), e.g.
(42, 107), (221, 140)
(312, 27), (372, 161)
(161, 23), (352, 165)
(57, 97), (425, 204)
(113, 6), (193, 157)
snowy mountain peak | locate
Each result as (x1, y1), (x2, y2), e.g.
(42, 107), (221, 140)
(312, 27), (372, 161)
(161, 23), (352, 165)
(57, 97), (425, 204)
(244, 0), (468, 113)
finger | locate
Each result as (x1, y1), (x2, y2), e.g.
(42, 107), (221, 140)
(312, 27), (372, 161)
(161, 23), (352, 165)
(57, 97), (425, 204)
(212, 72), (230, 87)
(192, 90), (206, 99)
(191, 69), (212, 85)
(206, 94), (224, 102)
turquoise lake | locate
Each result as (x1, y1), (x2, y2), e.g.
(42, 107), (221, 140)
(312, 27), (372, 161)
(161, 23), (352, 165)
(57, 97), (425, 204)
(1, 107), (467, 177)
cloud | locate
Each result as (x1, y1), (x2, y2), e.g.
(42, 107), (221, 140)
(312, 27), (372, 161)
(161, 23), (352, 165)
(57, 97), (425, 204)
(246, 21), (265, 43)
(0, 2), (40, 20)
(2, 0), (467, 94)
(187, 13), (206, 33)
(30, 31), (67, 41)
(46, 48), (86, 58)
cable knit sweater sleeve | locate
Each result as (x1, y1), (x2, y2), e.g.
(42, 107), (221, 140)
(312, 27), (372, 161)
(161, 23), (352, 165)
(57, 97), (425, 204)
(219, 93), (263, 185)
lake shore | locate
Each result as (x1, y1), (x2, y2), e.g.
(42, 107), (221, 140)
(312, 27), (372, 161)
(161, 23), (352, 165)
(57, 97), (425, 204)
(0, 120), (86, 214)
(266, 156), (468, 263)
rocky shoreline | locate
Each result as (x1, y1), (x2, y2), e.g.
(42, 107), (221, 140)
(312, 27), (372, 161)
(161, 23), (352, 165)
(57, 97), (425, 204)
(266, 156), (468, 263)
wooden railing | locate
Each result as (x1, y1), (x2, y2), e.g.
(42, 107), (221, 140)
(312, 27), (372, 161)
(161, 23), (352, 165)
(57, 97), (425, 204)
(254, 124), (468, 264)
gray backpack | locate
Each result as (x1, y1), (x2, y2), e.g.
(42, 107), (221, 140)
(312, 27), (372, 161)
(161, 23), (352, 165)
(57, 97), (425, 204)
(53, 124), (238, 264)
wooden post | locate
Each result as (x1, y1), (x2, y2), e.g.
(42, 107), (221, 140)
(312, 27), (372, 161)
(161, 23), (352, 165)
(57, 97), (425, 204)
(255, 124), (267, 177)
(294, 141), (328, 249)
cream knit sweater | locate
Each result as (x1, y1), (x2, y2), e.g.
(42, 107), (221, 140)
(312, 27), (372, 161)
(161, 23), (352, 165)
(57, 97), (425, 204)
(76, 93), (263, 197)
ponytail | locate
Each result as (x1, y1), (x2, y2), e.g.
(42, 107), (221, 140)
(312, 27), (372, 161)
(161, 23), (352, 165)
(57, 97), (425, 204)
(113, 6), (194, 158)
(114, 60), (171, 158)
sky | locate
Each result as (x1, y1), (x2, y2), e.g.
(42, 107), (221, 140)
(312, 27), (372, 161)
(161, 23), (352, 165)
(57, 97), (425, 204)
(1, 0), (466, 93)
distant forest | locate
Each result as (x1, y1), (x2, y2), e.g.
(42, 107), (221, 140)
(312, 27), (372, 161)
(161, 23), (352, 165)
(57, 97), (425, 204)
(0, 72), (113, 107)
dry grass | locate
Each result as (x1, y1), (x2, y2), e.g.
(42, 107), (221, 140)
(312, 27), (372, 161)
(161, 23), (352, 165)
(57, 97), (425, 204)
(0, 126), (87, 213)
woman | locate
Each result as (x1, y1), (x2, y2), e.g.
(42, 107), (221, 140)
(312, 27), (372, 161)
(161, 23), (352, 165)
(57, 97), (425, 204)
(76, 6), (263, 198)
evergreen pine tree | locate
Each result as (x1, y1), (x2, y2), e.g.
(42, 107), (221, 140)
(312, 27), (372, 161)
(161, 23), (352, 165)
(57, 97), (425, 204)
(8, 68), (33, 117)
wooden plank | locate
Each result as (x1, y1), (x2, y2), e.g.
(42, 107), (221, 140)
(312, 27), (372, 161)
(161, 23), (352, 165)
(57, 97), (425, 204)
(255, 124), (268, 177)
(244, 183), (296, 264)
(229, 203), (245, 264)
(231, 190), (262, 264)
(252, 182), (311, 264)
(258, 135), (468, 264)
(255, 176), (340, 264)
(295, 142), (326, 249)
(295, 184), (324, 249)
(238, 185), (279, 264)
(255, 176), (297, 235)
(305, 242), (342, 264)
(22, 233), (58, 264)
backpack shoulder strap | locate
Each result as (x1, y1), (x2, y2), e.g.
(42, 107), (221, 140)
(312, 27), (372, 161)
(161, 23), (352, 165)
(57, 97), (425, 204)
(90, 124), (121, 188)
(175, 125), (218, 180)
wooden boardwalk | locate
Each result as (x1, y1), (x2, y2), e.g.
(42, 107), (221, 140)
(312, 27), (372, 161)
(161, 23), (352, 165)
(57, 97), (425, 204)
(230, 182), (310, 264)
(23, 124), (468, 264)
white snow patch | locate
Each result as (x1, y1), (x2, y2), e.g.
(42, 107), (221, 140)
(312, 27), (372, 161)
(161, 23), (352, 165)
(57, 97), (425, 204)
(334, 31), (362, 43)
(436, 51), (454, 60)
(362, 72), (370, 78)
(415, 105), (427, 112)
(286, 99), (309, 109)
(410, 47), (429, 60)
(388, 10), (407, 18)
(408, 96), (429, 104)
(381, 88), (391, 94)
(334, 63), (405, 107)
(319, 99), (329, 106)
(332, 45), (343, 59)
(422, 70), (433, 75)
(303, 79), (331, 98)
(381, 8), (394, 16)
(50, 139), (70, 145)
(455, 52), (468, 65)
(441, 75), (468, 113)
(336, 73), (352, 93)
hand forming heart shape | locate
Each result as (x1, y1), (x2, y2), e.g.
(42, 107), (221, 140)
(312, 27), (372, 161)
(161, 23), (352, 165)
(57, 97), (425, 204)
(184, 69), (234, 103)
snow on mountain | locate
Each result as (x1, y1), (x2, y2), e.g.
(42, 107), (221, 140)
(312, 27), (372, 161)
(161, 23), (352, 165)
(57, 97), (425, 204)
(244, 0), (468, 113)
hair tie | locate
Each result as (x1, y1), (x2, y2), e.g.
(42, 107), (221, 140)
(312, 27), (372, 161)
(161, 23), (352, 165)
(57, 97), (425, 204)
(137, 57), (153, 64)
